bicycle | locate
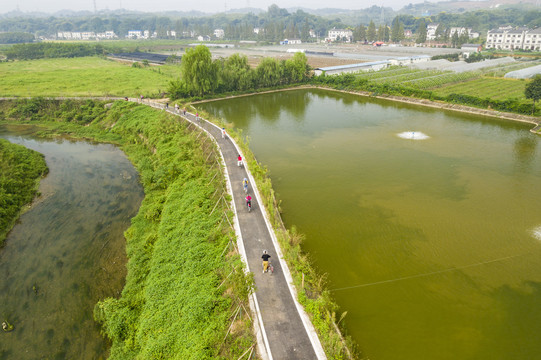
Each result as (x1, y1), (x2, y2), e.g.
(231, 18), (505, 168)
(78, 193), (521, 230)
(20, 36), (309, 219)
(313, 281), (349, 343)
(247, 201), (252, 212)
(262, 260), (274, 274)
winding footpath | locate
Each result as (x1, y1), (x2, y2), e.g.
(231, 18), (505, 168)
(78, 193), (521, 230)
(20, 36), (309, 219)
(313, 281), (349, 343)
(142, 100), (327, 360)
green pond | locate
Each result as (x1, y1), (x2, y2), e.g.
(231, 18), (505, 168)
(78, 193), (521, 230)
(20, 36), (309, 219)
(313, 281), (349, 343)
(200, 88), (541, 360)
(0, 125), (143, 360)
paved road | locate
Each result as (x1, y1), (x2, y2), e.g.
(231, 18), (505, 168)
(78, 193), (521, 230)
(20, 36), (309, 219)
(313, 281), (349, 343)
(147, 102), (326, 360)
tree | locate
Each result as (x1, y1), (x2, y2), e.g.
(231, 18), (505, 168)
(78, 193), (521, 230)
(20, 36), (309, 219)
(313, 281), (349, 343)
(255, 57), (282, 88)
(359, 24), (367, 43)
(451, 30), (459, 48)
(180, 45), (218, 97)
(525, 75), (541, 114)
(218, 53), (253, 92)
(377, 24), (385, 41)
(391, 18), (403, 43)
(367, 20), (376, 42)
(284, 52), (310, 83)
(416, 19), (427, 44)
(383, 24), (390, 42)
(435, 23), (445, 41)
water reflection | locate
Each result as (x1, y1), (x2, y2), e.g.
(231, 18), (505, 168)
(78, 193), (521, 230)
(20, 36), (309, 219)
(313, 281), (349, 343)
(0, 126), (143, 360)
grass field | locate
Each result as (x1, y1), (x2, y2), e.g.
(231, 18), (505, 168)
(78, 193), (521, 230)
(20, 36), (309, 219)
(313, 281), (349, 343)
(0, 56), (179, 97)
(431, 76), (529, 100)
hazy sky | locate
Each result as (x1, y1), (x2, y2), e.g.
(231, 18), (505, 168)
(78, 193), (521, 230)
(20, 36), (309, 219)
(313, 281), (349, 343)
(5, 0), (423, 14)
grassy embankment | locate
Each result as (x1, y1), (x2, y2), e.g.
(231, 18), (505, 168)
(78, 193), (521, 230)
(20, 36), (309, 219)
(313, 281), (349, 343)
(0, 56), (179, 98)
(0, 99), (256, 359)
(0, 137), (48, 245)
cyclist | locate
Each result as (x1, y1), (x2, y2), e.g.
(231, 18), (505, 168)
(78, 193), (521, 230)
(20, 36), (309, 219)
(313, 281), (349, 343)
(237, 154), (243, 167)
(222, 128), (226, 139)
(245, 195), (252, 210)
(242, 178), (248, 193)
(262, 250), (271, 273)
(196, 112), (200, 122)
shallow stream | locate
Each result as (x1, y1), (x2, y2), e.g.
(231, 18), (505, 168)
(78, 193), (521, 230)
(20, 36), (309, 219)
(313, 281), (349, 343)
(0, 125), (143, 360)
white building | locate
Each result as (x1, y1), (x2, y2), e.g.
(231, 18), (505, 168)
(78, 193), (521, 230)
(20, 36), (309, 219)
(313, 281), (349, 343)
(81, 32), (95, 40)
(449, 27), (479, 39)
(327, 28), (353, 42)
(523, 27), (541, 50)
(485, 27), (540, 50)
(426, 23), (438, 40)
(214, 29), (225, 38)
(127, 30), (143, 39)
(281, 38), (302, 45)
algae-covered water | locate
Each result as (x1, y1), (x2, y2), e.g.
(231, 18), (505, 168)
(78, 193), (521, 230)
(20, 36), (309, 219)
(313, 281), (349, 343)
(200, 89), (541, 360)
(0, 125), (143, 360)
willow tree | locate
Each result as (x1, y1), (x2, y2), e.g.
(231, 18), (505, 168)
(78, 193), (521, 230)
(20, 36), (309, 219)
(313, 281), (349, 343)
(181, 45), (218, 97)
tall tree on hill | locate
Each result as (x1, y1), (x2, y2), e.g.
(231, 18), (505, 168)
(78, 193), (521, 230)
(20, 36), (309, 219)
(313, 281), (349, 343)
(367, 20), (377, 42)
(525, 75), (541, 115)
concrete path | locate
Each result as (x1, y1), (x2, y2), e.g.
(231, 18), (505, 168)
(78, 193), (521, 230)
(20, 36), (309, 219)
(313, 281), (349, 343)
(144, 101), (326, 360)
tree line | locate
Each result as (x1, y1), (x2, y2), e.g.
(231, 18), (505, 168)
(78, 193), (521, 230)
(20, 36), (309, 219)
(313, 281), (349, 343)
(0, 31), (35, 44)
(168, 45), (310, 99)
(0, 6), (539, 44)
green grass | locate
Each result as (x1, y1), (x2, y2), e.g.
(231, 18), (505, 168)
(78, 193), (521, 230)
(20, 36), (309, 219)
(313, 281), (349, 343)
(0, 56), (179, 97)
(0, 138), (48, 245)
(432, 76), (529, 101)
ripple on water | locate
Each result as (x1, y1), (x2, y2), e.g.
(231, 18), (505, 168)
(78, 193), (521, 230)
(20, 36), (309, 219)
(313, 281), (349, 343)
(397, 131), (430, 140)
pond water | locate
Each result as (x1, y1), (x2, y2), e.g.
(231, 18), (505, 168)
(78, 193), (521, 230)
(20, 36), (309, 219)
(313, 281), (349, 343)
(0, 125), (143, 360)
(200, 89), (541, 360)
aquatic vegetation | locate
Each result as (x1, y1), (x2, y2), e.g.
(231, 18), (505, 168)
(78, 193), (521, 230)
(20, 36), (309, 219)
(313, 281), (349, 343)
(0, 138), (48, 245)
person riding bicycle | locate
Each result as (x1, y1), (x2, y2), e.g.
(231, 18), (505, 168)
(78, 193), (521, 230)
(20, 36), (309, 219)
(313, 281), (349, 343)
(222, 128), (227, 139)
(237, 154), (243, 167)
(242, 178), (248, 192)
(245, 195), (252, 208)
(262, 250), (271, 273)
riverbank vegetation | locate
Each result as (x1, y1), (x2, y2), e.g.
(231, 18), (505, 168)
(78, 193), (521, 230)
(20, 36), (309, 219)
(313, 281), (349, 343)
(0, 137), (48, 246)
(0, 99), (256, 359)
